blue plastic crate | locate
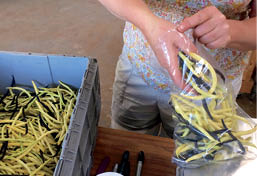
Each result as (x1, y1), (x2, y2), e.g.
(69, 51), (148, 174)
(0, 51), (101, 176)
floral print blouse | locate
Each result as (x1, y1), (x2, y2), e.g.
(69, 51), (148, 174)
(121, 0), (252, 92)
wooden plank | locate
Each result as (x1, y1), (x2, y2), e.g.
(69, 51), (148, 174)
(240, 51), (256, 93)
(242, 51), (256, 81)
(91, 127), (176, 176)
(240, 79), (254, 93)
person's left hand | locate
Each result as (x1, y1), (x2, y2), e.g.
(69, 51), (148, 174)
(177, 6), (233, 49)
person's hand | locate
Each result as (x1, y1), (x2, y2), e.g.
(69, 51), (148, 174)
(142, 17), (197, 89)
(177, 6), (233, 49)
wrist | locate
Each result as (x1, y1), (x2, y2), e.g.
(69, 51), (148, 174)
(227, 19), (256, 51)
(137, 13), (160, 35)
(227, 20), (241, 48)
(140, 15), (177, 42)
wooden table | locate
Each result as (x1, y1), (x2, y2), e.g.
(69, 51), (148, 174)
(90, 127), (176, 176)
(240, 50), (256, 93)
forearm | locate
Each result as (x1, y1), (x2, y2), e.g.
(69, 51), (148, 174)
(98, 0), (158, 32)
(228, 17), (256, 51)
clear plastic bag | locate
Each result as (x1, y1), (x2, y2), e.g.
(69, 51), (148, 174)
(169, 40), (257, 169)
(176, 117), (257, 176)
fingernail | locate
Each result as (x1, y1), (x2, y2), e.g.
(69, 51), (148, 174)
(177, 25), (184, 32)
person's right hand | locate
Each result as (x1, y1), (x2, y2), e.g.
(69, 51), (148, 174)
(141, 17), (197, 89)
(98, 0), (197, 89)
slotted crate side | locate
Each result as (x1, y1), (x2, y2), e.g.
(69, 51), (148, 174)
(78, 59), (101, 176)
(81, 123), (98, 175)
(54, 59), (101, 176)
(79, 93), (95, 159)
(81, 108), (99, 174)
(81, 68), (101, 175)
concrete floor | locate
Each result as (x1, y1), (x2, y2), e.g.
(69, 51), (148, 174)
(0, 0), (255, 129)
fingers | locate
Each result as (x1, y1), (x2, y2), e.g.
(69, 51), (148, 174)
(167, 47), (185, 89)
(172, 32), (197, 89)
(198, 26), (224, 44)
(193, 17), (223, 38)
(156, 42), (184, 89)
(167, 49), (196, 92)
(167, 38), (196, 90)
(205, 35), (231, 49)
(177, 6), (226, 35)
(175, 32), (198, 54)
(198, 21), (230, 48)
(176, 5), (229, 49)
(177, 6), (217, 33)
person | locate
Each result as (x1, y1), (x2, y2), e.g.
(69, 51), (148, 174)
(98, 0), (256, 137)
